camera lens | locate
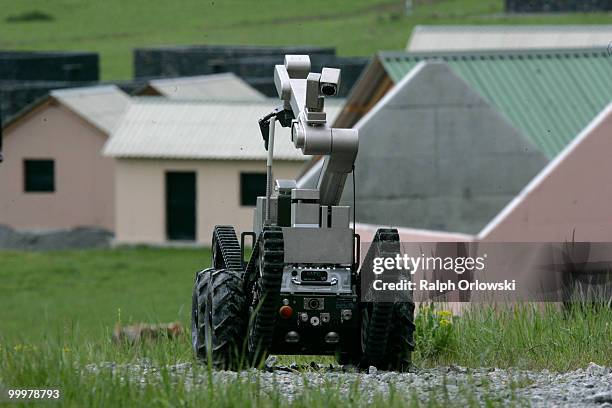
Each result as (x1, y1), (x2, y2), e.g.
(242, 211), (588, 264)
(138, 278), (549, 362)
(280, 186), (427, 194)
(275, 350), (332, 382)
(321, 84), (336, 96)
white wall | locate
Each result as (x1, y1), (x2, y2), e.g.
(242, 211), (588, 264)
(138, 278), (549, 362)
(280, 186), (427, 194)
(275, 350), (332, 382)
(114, 158), (304, 244)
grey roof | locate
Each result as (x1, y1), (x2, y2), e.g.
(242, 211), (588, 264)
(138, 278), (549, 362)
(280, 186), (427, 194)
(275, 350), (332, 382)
(145, 73), (265, 101)
(104, 98), (343, 161)
(50, 85), (130, 134)
(407, 25), (612, 52)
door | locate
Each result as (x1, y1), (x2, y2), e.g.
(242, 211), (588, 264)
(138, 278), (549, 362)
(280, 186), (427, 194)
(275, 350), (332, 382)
(166, 172), (196, 241)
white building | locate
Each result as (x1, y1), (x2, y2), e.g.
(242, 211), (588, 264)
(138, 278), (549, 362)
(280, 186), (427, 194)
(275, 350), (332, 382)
(104, 98), (342, 244)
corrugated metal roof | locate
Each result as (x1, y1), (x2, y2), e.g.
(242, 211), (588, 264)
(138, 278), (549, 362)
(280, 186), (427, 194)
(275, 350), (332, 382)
(104, 98), (343, 161)
(379, 48), (612, 158)
(407, 25), (612, 52)
(51, 85), (130, 134)
(146, 73), (265, 101)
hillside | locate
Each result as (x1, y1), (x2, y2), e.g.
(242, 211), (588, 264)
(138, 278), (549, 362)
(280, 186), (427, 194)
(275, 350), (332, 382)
(0, 0), (610, 80)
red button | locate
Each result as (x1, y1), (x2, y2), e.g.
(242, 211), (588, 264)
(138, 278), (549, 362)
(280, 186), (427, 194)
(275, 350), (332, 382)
(279, 305), (293, 319)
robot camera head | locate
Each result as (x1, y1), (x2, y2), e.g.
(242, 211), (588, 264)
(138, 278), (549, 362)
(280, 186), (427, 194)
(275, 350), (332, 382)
(319, 67), (341, 97)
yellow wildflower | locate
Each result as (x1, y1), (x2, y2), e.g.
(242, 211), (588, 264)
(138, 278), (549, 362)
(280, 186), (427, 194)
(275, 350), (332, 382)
(437, 310), (453, 319)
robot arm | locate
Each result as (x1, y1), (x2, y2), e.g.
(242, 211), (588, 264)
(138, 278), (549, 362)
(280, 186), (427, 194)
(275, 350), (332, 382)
(259, 55), (358, 206)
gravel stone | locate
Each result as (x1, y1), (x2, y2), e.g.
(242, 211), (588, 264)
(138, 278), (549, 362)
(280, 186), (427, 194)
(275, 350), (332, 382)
(83, 362), (612, 407)
(587, 362), (606, 376)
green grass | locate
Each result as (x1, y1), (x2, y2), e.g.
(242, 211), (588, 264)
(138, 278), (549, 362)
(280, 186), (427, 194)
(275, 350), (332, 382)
(0, 334), (525, 408)
(414, 303), (612, 371)
(0, 248), (610, 406)
(0, 248), (205, 342)
(0, 0), (610, 80)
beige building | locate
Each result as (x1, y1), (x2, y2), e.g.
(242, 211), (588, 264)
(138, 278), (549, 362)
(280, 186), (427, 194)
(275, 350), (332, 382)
(104, 99), (341, 245)
(0, 85), (130, 231)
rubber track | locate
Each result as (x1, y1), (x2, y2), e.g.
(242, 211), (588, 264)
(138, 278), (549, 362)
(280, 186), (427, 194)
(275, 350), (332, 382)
(385, 302), (416, 371)
(360, 228), (401, 365)
(213, 225), (243, 272)
(243, 234), (261, 294)
(248, 226), (284, 361)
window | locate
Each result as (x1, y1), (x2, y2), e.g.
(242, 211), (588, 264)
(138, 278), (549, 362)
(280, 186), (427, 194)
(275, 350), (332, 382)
(24, 159), (55, 192)
(240, 172), (266, 206)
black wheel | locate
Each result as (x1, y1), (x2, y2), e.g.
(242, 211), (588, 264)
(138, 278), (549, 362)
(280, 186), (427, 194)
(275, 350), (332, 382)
(192, 268), (247, 370)
(192, 268), (212, 359)
(247, 226), (284, 365)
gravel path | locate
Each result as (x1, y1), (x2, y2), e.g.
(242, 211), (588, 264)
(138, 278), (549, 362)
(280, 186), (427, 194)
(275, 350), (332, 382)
(86, 360), (612, 407)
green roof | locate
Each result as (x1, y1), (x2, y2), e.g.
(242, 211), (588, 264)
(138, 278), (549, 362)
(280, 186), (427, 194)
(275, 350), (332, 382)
(379, 48), (612, 158)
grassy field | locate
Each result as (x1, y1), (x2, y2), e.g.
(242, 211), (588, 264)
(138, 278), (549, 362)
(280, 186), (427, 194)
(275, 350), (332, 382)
(0, 0), (610, 80)
(0, 248), (205, 342)
(0, 248), (611, 406)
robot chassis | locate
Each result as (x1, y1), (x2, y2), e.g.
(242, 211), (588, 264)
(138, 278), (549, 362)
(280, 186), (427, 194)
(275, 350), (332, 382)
(191, 55), (415, 370)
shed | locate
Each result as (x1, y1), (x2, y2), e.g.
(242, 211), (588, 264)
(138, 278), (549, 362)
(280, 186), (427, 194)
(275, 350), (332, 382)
(104, 99), (342, 245)
(137, 73), (265, 101)
(0, 85), (130, 231)
(407, 25), (612, 52)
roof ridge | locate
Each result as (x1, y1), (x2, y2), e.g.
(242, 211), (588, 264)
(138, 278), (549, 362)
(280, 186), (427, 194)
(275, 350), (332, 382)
(380, 47), (608, 59)
(50, 84), (124, 97)
(148, 72), (239, 85)
(129, 97), (275, 106)
(413, 24), (612, 32)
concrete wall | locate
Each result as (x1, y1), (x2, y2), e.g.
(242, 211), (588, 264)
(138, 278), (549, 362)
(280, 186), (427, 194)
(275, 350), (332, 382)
(340, 62), (548, 235)
(113, 158), (304, 245)
(0, 102), (114, 231)
(480, 104), (612, 242)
